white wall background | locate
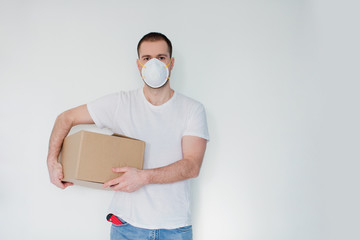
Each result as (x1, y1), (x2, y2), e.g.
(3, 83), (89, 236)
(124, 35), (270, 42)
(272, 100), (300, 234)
(1, 0), (359, 239)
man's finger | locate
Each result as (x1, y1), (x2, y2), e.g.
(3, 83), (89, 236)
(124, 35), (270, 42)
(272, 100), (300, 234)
(62, 181), (74, 188)
(110, 182), (133, 193)
(103, 178), (120, 188)
(53, 179), (66, 189)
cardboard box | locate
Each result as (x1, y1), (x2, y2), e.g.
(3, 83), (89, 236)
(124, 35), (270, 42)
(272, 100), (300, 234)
(59, 130), (145, 189)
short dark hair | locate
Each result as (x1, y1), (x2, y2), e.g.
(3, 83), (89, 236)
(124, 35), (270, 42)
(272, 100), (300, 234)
(137, 32), (173, 58)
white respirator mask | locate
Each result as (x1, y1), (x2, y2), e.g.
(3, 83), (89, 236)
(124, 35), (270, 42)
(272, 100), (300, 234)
(139, 58), (171, 88)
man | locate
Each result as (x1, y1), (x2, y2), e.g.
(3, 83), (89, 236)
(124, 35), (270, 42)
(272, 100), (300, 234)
(47, 32), (209, 240)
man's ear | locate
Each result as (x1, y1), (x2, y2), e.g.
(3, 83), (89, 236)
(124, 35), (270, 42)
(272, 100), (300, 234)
(170, 57), (175, 71)
(136, 59), (142, 72)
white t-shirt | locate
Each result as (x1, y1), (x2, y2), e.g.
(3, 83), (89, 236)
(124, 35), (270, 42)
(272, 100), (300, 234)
(87, 88), (209, 229)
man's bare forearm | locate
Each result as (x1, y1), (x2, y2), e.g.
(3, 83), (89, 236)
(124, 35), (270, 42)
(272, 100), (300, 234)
(143, 158), (201, 185)
(47, 111), (73, 166)
(105, 158), (202, 192)
(47, 105), (93, 164)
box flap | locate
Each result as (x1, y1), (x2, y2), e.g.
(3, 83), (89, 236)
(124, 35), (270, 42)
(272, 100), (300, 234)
(112, 133), (143, 141)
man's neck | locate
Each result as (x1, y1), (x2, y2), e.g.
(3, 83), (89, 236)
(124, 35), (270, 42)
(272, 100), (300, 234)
(143, 84), (174, 106)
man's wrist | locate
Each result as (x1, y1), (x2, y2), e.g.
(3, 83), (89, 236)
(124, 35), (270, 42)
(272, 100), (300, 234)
(140, 169), (152, 185)
(47, 156), (58, 168)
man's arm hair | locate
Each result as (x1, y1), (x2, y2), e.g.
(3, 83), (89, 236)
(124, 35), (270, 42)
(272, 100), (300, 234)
(47, 104), (94, 189)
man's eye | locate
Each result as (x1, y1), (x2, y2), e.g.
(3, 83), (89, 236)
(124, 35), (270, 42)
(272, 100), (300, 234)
(143, 57), (150, 61)
(158, 57), (165, 60)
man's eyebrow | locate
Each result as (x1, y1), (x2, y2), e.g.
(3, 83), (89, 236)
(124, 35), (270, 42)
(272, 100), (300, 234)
(140, 54), (169, 58)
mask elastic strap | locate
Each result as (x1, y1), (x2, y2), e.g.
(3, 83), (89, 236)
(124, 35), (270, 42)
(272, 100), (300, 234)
(164, 60), (172, 68)
(138, 59), (146, 68)
(164, 61), (171, 79)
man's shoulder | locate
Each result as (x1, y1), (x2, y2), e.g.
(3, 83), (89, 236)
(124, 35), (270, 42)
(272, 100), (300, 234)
(89, 88), (141, 106)
(175, 91), (204, 109)
(105, 88), (141, 101)
(115, 88), (141, 96)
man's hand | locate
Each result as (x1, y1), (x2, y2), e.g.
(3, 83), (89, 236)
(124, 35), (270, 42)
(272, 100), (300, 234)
(103, 167), (148, 192)
(47, 161), (73, 189)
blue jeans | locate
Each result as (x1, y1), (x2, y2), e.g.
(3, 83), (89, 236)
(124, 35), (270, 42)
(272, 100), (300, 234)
(110, 218), (193, 240)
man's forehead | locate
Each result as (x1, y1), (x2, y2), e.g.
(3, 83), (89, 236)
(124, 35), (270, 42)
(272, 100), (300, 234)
(139, 40), (170, 57)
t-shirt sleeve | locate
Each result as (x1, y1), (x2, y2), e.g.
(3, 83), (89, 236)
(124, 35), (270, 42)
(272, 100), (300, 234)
(87, 93), (119, 129)
(183, 103), (210, 141)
